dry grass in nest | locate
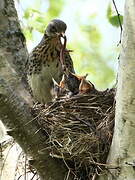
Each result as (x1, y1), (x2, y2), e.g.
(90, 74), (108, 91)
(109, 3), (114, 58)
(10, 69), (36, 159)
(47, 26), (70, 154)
(34, 88), (115, 179)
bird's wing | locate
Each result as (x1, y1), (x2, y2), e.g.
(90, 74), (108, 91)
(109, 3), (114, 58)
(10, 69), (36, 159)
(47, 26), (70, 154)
(64, 52), (75, 73)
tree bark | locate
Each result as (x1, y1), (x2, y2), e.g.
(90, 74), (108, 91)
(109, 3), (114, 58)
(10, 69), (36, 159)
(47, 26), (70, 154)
(98, 0), (135, 179)
(2, 0), (135, 179)
(0, 0), (69, 179)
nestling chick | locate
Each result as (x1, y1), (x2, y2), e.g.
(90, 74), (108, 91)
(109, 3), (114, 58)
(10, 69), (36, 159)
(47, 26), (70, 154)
(57, 69), (95, 95)
(79, 78), (95, 94)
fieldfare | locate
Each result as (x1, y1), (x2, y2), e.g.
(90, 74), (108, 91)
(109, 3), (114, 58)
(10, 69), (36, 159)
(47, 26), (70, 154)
(27, 19), (75, 103)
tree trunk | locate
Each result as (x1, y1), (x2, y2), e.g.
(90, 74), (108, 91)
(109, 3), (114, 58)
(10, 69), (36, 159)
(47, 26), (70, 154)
(0, 0), (70, 179)
(98, 0), (135, 179)
(1, 0), (135, 179)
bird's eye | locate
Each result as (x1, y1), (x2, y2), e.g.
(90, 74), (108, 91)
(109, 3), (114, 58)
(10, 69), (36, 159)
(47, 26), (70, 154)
(51, 25), (57, 32)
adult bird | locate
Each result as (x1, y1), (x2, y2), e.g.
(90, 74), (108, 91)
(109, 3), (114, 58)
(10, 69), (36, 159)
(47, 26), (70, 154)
(27, 19), (75, 103)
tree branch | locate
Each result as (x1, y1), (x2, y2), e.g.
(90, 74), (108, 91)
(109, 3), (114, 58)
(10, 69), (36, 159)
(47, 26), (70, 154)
(0, 0), (28, 89)
(0, 78), (68, 180)
(0, 0), (70, 179)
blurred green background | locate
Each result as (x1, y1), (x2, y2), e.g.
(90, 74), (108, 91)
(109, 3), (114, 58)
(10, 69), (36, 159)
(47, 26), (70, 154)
(16, 0), (124, 89)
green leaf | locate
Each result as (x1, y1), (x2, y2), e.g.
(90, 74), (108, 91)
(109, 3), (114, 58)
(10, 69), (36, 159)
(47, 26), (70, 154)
(48, 0), (64, 17)
(23, 27), (33, 40)
(23, 8), (31, 19)
(35, 16), (46, 24)
(108, 15), (123, 27)
(23, 8), (42, 20)
(107, 3), (112, 18)
(82, 25), (102, 44)
(30, 8), (41, 14)
(107, 3), (123, 27)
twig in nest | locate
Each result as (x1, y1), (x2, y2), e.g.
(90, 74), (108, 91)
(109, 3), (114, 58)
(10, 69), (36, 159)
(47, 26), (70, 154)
(92, 173), (97, 180)
(112, 0), (123, 46)
(0, 140), (15, 178)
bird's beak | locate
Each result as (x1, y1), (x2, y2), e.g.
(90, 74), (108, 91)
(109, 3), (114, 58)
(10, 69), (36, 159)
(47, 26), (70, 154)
(61, 32), (65, 37)
(56, 32), (65, 38)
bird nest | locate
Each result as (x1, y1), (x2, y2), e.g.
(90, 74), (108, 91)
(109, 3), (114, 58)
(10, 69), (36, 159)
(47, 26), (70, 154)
(34, 88), (115, 179)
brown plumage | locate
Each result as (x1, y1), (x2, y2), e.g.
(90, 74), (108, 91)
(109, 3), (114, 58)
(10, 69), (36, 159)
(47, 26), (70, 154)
(27, 19), (75, 103)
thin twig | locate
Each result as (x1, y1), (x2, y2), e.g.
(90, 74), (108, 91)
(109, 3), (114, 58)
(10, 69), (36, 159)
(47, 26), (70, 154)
(24, 155), (27, 180)
(17, 171), (31, 180)
(112, 0), (123, 46)
(89, 160), (119, 168)
(30, 172), (37, 180)
(92, 173), (97, 180)
(0, 140), (15, 179)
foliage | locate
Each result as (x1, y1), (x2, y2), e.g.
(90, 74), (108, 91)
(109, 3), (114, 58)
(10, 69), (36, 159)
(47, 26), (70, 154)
(107, 3), (123, 27)
(48, 0), (64, 18)
(70, 22), (115, 89)
(23, 8), (47, 37)
(22, 0), (65, 40)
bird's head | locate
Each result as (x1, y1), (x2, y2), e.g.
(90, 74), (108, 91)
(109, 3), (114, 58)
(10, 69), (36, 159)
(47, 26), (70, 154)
(45, 19), (67, 37)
